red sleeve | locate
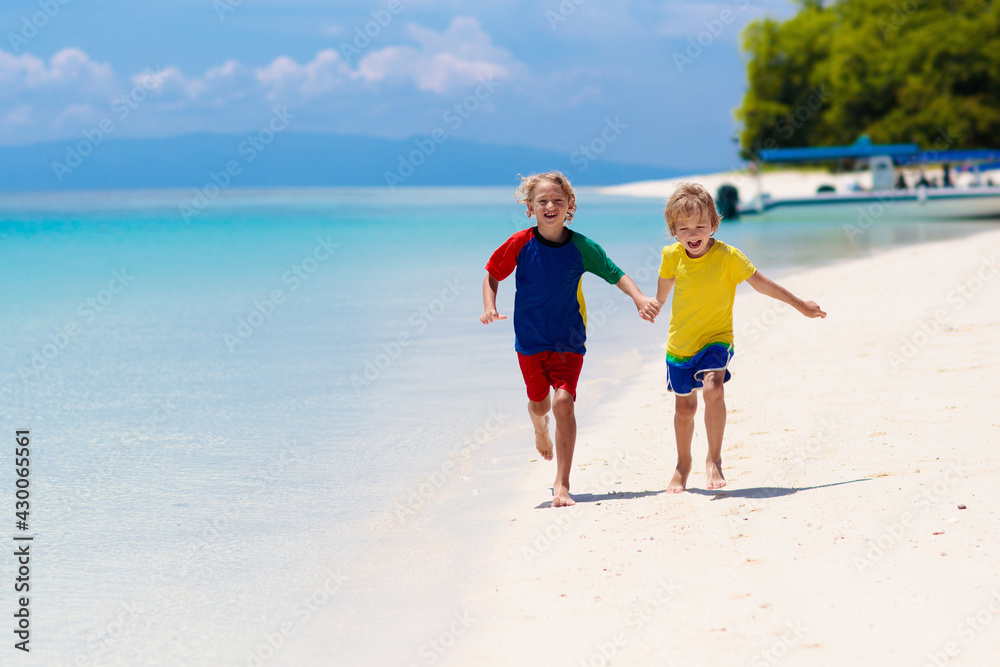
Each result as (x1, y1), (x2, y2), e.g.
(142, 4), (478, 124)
(485, 228), (533, 281)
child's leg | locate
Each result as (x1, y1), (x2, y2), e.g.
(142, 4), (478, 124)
(550, 387), (577, 507)
(701, 370), (728, 490)
(668, 393), (698, 493)
(527, 395), (554, 461)
(519, 352), (555, 461)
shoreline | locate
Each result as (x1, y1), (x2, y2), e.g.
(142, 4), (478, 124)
(308, 226), (1000, 666)
(597, 166), (1000, 203)
(448, 227), (1000, 666)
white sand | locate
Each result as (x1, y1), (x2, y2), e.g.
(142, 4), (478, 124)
(599, 167), (1000, 204)
(429, 228), (1000, 666)
(294, 225), (1000, 667)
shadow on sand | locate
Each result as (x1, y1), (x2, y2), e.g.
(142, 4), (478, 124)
(534, 478), (869, 508)
(535, 489), (666, 509)
(685, 478), (870, 500)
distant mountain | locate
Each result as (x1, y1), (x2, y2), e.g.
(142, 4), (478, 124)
(0, 132), (680, 191)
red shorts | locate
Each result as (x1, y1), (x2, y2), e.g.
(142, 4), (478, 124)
(517, 351), (584, 403)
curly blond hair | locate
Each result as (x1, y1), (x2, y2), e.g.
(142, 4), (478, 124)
(664, 182), (721, 235)
(515, 171), (577, 222)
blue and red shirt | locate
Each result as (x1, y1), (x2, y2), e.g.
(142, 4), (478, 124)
(485, 227), (624, 355)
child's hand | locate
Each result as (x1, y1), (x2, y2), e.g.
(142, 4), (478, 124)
(798, 301), (827, 319)
(480, 309), (508, 325)
(637, 296), (661, 322)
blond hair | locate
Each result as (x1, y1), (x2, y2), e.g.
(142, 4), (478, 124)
(515, 171), (577, 222)
(664, 182), (721, 235)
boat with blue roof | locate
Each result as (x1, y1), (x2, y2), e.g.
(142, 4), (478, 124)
(725, 137), (1000, 221)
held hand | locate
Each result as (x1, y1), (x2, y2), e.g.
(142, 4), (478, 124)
(637, 296), (661, 322)
(798, 300), (827, 319)
(480, 309), (508, 325)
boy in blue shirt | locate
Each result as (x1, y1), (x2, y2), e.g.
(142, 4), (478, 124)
(481, 172), (658, 506)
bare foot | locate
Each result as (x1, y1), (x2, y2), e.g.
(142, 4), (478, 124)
(531, 414), (553, 461)
(552, 484), (575, 507)
(667, 460), (691, 493)
(706, 460), (727, 490)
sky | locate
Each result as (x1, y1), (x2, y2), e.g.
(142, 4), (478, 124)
(0, 0), (797, 172)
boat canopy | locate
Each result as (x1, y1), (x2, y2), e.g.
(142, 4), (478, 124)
(894, 149), (1000, 166)
(758, 136), (917, 162)
(758, 136), (1000, 165)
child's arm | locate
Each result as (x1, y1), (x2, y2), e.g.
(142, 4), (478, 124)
(480, 274), (508, 324)
(745, 271), (826, 318)
(641, 276), (674, 321)
(615, 275), (659, 322)
(655, 276), (674, 304)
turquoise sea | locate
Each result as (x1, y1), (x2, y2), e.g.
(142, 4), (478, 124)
(2, 186), (997, 665)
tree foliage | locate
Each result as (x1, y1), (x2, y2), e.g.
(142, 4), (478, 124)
(736, 0), (1000, 157)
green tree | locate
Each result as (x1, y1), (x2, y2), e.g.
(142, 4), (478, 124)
(736, 0), (1000, 157)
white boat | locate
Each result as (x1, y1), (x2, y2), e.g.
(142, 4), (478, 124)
(743, 186), (1000, 221)
(730, 138), (1000, 221)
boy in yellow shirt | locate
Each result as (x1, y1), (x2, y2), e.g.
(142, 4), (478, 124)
(642, 183), (826, 492)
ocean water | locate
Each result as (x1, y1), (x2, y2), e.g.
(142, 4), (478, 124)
(1, 186), (997, 665)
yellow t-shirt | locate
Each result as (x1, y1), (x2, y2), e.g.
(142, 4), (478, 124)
(658, 240), (756, 358)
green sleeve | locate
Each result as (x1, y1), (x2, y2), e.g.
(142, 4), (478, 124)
(572, 233), (625, 285)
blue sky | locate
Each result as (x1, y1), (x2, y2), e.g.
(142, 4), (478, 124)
(1, 0), (795, 171)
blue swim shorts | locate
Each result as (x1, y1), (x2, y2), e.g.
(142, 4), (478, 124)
(665, 343), (734, 396)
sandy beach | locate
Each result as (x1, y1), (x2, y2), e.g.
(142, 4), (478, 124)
(273, 220), (1000, 667)
(315, 225), (1000, 667)
(598, 167), (1000, 204)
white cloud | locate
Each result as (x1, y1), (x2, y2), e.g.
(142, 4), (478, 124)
(130, 65), (191, 99)
(133, 60), (257, 106)
(52, 103), (98, 128)
(0, 48), (119, 142)
(0, 48), (115, 99)
(256, 50), (351, 101)
(355, 17), (516, 93)
(0, 18), (523, 144)
(129, 17), (515, 104)
(2, 104), (34, 128)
